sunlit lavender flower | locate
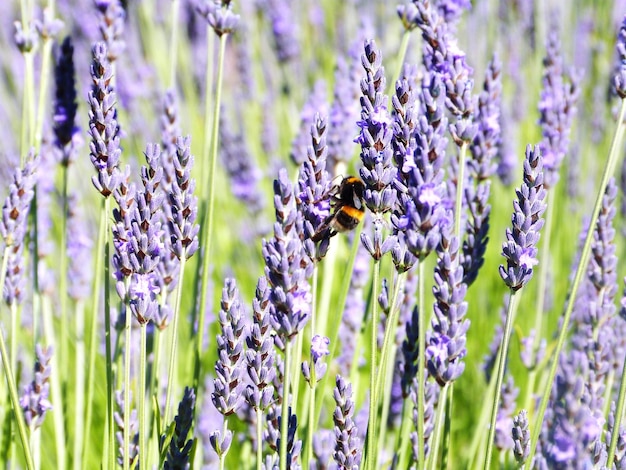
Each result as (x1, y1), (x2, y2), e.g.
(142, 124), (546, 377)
(127, 272), (160, 324)
(311, 428), (334, 469)
(95, 0), (126, 62)
(20, 345), (53, 429)
(513, 409), (530, 465)
(538, 24), (580, 189)
(244, 277), (276, 412)
(391, 66), (418, 184)
(169, 136), (199, 259)
(111, 168), (136, 280)
(212, 278), (246, 419)
(356, 40), (397, 219)
(265, 405), (302, 467)
(410, 376), (439, 459)
(114, 390), (139, 467)
(333, 375), (362, 470)
(495, 102), (517, 186)
(13, 20), (38, 53)
(296, 114), (333, 261)
(302, 335), (330, 385)
(164, 387), (196, 469)
(426, 220), (469, 385)
(195, 0), (240, 37)
(88, 42), (121, 198)
(263, 169), (311, 341)
(53, 37), (80, 165)
(499, 145), (547, 291)
(613, 16), (626, 98)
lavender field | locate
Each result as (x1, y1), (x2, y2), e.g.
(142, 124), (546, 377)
(1, 0), (626, 468)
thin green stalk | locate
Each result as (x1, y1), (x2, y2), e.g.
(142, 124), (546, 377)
(73, 300), (86, 470)
(195, 32), (228, 394)
(417, 261), (426, 469)
(396, 396), (412, 470)
(378, 341), (398, 462)
(10, 303), (18, 380)
(103, 197), (115, 470)
(454, 143), (468, 243)
(303, 265), (318, 470)
(428, 382), (450, 470)
(123, 293), (132, 470)
(255, 408), (263, 470)
(528, 98), (626, 466)
(168, 0), (181, 89)
(41, 294), (66, 469)
(365, 258), (381, 470)
(484, 291), (521, 469)
(59, 165), (69, 383)
(279, 341), (293, 470)
(218, 419), (230, 470)
(0, 308), (35, 469)
(139, 324), (148, 470)
(147, 328), (164, 463)
(607, 350), (626, 465)
(33, 25), (54, 150)
(165, 254), (187, 423)
(442, 383), (453, 469)
(83, 201), (105, 464)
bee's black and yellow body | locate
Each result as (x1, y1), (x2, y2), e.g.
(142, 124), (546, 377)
(311, 176), (365, 241)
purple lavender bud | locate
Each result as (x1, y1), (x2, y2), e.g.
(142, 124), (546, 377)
(499, 145), (547, 291)
(538, 25), (580, 189)
(410, 376), (439, 459)
(245, 277), (276, 411)
(397, 2), (420, 31)
(426, 222), (469, 385)
(356, 40), (397, 216)
(209, 429), (233, 456)
(96, 0), (126, 62)
(333, 375), (362, 470)
(88, 42), (121, 198)
(264, 169), (311, 341)
(19, 345), (53, 429)
(169, 136), (200, 259)
(1, 155), (38, 247)
(446, 60), (478, 146)
(164, 387), (196, 469)
(303, 335), (330, 385)
(512, 409), (530, 465)
(212, 278), (246, 416)
(494, 375), (518, 451)
(614, 16), (626, 99)
(267, 406), (302, 467)
(127, 272), (160, 324)
(312, 428), (334, 469)
(114, 390), (139, 467)
(195, 0), (240, 37)
(436, 0), (471, 24)
(160, 90), (181, 172)
(296, 114), (333, 260)
(13, 21), (38, 53)
(112, 168), (136, 280)
(53, 37), (80, 165)
(33, 8), (63, 40)
(520, 330), (546, 370)
(392, 70), (418, 183)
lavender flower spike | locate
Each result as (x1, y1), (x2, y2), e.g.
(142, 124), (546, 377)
(195, 0), (240, 37)
(614, 16), (626, 99)
(53, 37), (80, 165)
(165, 387), (196, 469)
(333, 375), (362, 470)
(499, 145), (547, 291)
(20, 345), (53, 429)
(513, 409), (530, 465)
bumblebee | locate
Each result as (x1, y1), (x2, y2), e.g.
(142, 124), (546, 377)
(311, 176), (366, 242)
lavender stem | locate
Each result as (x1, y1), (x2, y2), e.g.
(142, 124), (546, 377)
(484, 291), (521, 469)
(279, 341), (294, 470)
(607, 349), (626, 464)
(529, 97), (626, 468)
(139, 324), (148, 470)
(365, 259), (382, 470)
(123, 278), (132, 470)
(104, 197), (115, 469)
(417, 261), (426, 469)
(428, 382), (450, 470)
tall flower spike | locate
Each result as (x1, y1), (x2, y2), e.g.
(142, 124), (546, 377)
(114, 390), (139, 467)
(499, 145), (547, 291)
(333, 375), (362, 470)
(169, 136), (200, 259)
(1, 154), (38, 248)
(88, 42), (121, 198)
(212, 278), (246, 416)
(513, 409), (530, 465)
(95, 0), (126, 62)
(53, 36), (80, 165)
(164, 387), (196, 469)
(19, 345), (53, 429)
(615, 16), (626, 99)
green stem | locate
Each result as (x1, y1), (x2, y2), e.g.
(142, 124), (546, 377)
(442, 383), (453, 469)
(365, 258), (381, 470)
(165, 254), (187, 424)
(527, 98), (626, 466)
(256, 408), (263, 470)
(428, 382), (450, 470)
(396, 398), (412, 469)
(279, 341), (293, 470)
(417, 262), (426, 470)
(83, 201), (105, 464)
(139, 324), (148, 470)
(195, 32), (228, 394)
(454, 143), (468, 243)
(303, 265), (318, 470)
(123, 292), (132, 470)
(103, 197), (115, 470)
(59, 165), (69, 386)
(73, 300), (86, 470)
(484, 291), (520, 469)
(607, 350), (626, 465)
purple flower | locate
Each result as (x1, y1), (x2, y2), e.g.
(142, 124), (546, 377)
(164, 387), (196, 469)
(263, 169), (311, 341)
(114, 390), (139, 467)
(538, 24), (580, 189)
(212, 278), (246, 416)
(13, 20), (38, 53)
(168, 136), (200, 259)
(614, 16), (626, 98)
(513, 409), (530, 465)
(195, 0), (240, 37)
(499, 145), (547, 291)
(53, 37), (80, 165)
(303, 335), (330, 385)
(20, 345), (53, 429)
(88, 42), (121, 198)
(333, 375), (362, 470)
(127, 272), (160, 324)
(264, 0), (300, 63)
(96, 0), (126, 62)
(244, 277), (276, 412)
(1, 155), (38, 248)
